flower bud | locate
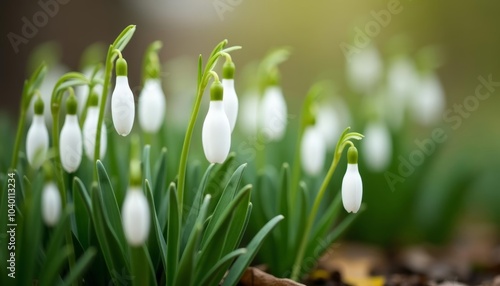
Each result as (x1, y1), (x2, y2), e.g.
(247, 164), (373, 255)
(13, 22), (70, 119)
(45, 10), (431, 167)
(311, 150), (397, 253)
(122, 188), (151, 246)
(239, 92), (259, 136)
(260, 86), (287, 141)
(341, 147), (363, 213)
(59, 95), (82, 173)
(26, 97), (49, 169)
(300, 126), (326, 176)
(411, 73), (445, 126)
(138, 78), (166, 133)
(111, 58), (135, 136)
(362, 122), (392, 172)
(42, 182), (61, 226)
(202, 80), (231, 163)
(347, 45), (382, 94)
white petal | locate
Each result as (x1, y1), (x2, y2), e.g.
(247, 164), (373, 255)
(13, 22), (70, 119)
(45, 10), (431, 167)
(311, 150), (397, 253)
(411, 73), (445, 126)
(341, 164), (363, 213)
(26, 115), (49, 169)
(59, 114), (82, 173)
(139, 79), (166, 133)
(222, 79), (239, 133)
(111, 76), (135, 136)
(202, 101), (231, 163)
(83, 107), (107, 161)
(42, 182), (61, 226)
(301, 126), (326, 176)
(260, 86), (287, 141)
(122, 188), (151, 246)
(239, 92), (259, 136)
(362, 122), (392, 172)
(347, 45), (382, 94)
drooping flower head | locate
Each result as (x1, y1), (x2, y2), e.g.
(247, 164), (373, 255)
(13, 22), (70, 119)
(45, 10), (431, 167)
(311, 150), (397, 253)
(139, 78), (166, 133)
(221, 55), (239, 133)
(83, 91), (107, 161)
(260, 70), (287, 141)
(42, 182), (61, 227)
(59, 91), (82, 173)
(122, 187), (151, 246)
(26, 95), (49, 169)
(362, 121), (392, 172)
(301, 125), (326, 176)
(111, 57), (135, 136)
(341, 146), (363, 213)
(202, 76), (231, 163)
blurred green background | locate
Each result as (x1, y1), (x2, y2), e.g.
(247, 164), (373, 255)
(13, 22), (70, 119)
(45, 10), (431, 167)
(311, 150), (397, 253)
(1, 0), (499, 245)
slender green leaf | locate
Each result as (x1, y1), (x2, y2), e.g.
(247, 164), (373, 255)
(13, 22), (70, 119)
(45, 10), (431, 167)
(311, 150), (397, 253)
(153, 148), (167, 207)
(166, 183), (180, 286)
(222, 215), (284, 286)
(40, 245), (72, 286)
(201, 163), (247, 247)
(174, 195), (211, 286)
(61, 247), (97, 286)
(199, 248), (247, 286)
(144, 180), (168, 277)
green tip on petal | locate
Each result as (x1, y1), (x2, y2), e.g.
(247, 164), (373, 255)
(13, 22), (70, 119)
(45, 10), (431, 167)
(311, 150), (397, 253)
(34, 95), (44, 115)
(210, 80), (224, 101)
(223, 60), (235, 79)
(267, 67), (280, 86)
(116, 57), (128, 76)
(347, 146), (358, 164)
(89, 91), (99, 107)
(66, 92), (78, 115)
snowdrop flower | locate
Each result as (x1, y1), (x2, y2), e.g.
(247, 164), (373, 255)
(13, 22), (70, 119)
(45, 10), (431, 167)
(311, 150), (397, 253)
(260, 86), (287, 141)
(83, 92), (107, 160)
(239, 92), (260, 136)
(347, 45), (382, 94)
(42, 182), (61, 226)
(386, 57), (419, 130)
(138, 78), (166, 133)
(122, 187), (151, 246)
(410, 73), (445, 126)
(222, 58), (238, 132)
(362, 121), (392, 172)
(26, 96), (49, 169)
(111, 57), (135, 136)
(341, 146), (363, 213)
(202, 79), (231, 163)
(59, 93), (82, 173)
(301, 125), (326, 176)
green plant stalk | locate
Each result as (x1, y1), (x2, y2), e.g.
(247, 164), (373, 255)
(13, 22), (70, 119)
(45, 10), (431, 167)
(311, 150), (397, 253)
(176, 41), (240, 217)
(93, 45), (115, 181)
(290, 128), (362, 281)
(11, 63), (47, 169)
(93, 24), (136, 181)
(290, 151), (341, 281)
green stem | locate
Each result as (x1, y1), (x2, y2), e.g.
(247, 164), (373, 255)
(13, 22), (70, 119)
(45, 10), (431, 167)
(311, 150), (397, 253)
(290, 119), (306, 207)
(10, 108), (27, 170)
(93, 45), (116, 181)
(176, 41), (240, 217)
(290, 152), (341, 281)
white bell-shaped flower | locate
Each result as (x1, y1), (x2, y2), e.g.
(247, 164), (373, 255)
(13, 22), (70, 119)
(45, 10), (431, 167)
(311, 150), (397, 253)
(222, 78), (238, 132)
(411, 73), (445, 126)
(316, 105), (341, 148)
(60, 114), (83, 173)
(138, 78), (166, 133)
(239, 92), (259, 136)
(202, 101), (231, 163)
(341, 147), (363, 213)
(122, 187), (151, 246)
(260, 86), (287, 141)
(26, 97), (49, 169)
(362, 121), (392, 172)
(111, 58), (135, 136)
(301, 126), (326, 176)
(347, 45), (382, 94)
(83, 106), (107, 161)
(42, 182), (61, 226)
